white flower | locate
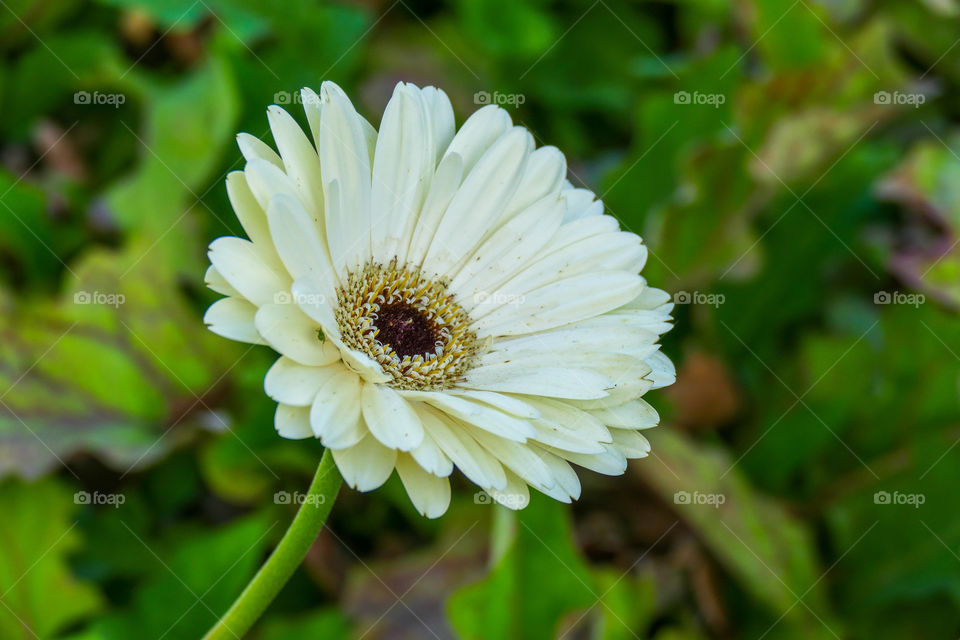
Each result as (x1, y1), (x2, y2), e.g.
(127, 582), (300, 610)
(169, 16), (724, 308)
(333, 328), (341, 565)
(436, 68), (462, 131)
(204, 81), (674, 518)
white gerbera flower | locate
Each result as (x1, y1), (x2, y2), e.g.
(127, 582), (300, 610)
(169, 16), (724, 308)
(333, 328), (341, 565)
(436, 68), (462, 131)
(204, 81), (674, 518)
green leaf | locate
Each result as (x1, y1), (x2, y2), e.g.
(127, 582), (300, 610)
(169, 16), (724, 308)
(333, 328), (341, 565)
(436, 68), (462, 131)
(635, 429), (839, 637)
(85, 510), (277, 639)
(257, 609), (351, 640)
(592, 568), (657, 640)
(0, 237), (240, 479)
(448, 496), (596, 640)
(878, 133), (960, 308)
(106, 56), (240, 236)
(0, 478), (102, 639)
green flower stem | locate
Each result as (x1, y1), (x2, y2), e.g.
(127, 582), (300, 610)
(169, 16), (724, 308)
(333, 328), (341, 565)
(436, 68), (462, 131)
(489, 505), (516, 567)
(203, 449), (342, 640)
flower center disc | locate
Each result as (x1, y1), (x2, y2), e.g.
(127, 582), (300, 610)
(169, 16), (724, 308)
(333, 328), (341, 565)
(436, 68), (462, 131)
(374, 301), (439, 359)
(335, 260), (478, 390)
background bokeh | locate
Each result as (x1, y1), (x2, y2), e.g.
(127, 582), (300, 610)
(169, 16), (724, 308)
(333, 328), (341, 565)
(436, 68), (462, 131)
(2, 0), (960, 638)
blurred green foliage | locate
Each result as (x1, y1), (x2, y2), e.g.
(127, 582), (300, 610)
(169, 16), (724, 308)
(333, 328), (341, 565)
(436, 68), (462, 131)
(1, 0), (959, 638)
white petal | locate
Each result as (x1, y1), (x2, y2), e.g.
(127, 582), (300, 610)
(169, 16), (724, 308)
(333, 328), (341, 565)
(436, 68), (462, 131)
(424, 127), (533, 277)
(475, 271), (643, 337)
(543, 212), (620, 256)
(530, 447), (581, 500)
(442, 104), (512, 173)
(474, 233), (645, 317)
(408, 430), (453, 477)
(629, 285), (674, 311)
(244, 158), (308, 218)
(462, 366), (613, 400)
(526, 397), (612, 443)
(318, 82), (372, 272)
(225, 171), (275, 255)
(451, 194), (564, 300)
(310, 368), (365, 449)
(590, 399), (660, 430)
(472, 349), (641, 378)
(302, 86), (377, 164)
(546, 444), (628, 476)
(275, 404), (314, 439)
(571, 359), (655, 409)
(203, 297), (264, 344)
(610, 429), (651, 458)
(497, 146), (566, 225)
(204, 265), (239, 297)
(403, 391), (536, 441)
(237, 132), (283, 168)
(370, 83), (434, 264)
(467, 427), (557, 493)
(361, 384), (424, 451)
(267, 105), (325, 216)
(646, 350), (677, 389)
(488, 472), (530, 510)
(291, 276), (341, 337)
(208, 236), (290, 307)
(264, 357), (329, 406)
(406, 152), (463, 266)
(332, 435), (397, 491)
(560, 188), (604, 222)
(417, 406), (507, 491)
(531, 419), (607, 455)
(447, 389), (541, 419)
(421, 86), (455, 162)
(477, 326), (652, 368)
(254, 303), (340, 366)
(266, 194), (337, 294)
(290, 288), (391, 384)
(396, 453), (451, 518)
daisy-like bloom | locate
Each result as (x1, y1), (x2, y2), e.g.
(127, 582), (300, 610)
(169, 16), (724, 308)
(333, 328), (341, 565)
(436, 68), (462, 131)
(204, 81), (674, 518)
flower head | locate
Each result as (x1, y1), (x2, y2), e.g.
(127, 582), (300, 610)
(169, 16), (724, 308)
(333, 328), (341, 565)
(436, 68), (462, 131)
(204, 81), (674, 517)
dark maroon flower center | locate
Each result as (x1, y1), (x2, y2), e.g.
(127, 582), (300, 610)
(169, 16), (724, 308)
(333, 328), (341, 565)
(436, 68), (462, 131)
(375, 300), (440, 359)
